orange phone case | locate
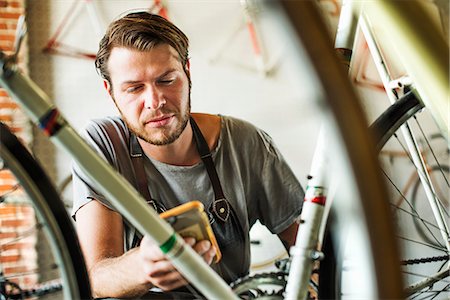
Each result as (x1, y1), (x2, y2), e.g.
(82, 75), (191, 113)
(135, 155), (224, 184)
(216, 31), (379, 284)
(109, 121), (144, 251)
(160, 201), (222, 262)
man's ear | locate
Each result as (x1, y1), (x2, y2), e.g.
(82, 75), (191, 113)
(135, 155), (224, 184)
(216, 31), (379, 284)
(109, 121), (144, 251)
(103, 80), (112, 97)
(185, 59), (191, 76)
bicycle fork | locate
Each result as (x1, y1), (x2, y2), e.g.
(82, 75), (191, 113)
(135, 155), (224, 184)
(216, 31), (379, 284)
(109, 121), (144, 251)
(285, 127), (329, 300)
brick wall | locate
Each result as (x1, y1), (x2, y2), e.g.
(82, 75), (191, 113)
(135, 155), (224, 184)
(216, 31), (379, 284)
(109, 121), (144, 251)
(0, 0), (37, 296)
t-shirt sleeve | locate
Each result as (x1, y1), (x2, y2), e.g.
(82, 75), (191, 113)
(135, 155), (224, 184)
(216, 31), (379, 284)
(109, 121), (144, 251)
(252, 130), (304, 234)
(70, 119), (127, 220)
(71, 158), (117, 220)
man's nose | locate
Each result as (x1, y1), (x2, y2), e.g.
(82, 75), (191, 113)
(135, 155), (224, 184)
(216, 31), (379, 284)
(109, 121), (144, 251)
(144, 87), (165, 109)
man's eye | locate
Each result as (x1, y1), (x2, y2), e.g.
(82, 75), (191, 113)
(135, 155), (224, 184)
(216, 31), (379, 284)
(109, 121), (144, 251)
(158, 78), (174, 85)
(126, 86), (142, 93)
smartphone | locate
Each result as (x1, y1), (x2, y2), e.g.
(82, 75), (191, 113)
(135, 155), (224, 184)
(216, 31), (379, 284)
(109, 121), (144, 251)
(159, 201), (222, 262)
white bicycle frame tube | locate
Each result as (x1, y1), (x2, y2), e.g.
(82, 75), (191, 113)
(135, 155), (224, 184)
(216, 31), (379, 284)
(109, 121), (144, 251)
(285, 127), (328, 300)
(0, 63), (237, 300)
(334, 0), (360, 51)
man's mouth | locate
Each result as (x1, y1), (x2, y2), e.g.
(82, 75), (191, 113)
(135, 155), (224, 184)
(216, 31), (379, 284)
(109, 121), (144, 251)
(144, 115), (174, 127)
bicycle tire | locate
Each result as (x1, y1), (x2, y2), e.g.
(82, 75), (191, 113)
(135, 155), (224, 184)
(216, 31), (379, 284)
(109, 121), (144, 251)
(0, 122), (91, 299)
(320, 91), (449, 299)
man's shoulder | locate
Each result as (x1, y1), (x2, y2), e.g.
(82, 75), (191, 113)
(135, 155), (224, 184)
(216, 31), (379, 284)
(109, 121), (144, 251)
(86, 116), (126, 131)
(82, 116), (130, 149)
(84, 116), (128, 137)
(219, 115), (261, 137)
(219, 115), (279, 155)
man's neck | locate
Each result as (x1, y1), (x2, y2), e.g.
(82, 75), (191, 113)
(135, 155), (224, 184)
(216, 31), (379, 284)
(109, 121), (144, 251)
(138, 122), (200, 166)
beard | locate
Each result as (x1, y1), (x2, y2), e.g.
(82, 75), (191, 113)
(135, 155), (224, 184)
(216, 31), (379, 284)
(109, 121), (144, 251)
(114, 98), (191, 146)
(136, 108), (190, 146)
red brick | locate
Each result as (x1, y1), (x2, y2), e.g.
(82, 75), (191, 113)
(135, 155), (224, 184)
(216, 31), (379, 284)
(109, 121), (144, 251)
(0, 12), (21, 19)
(1, 218), (33, 227)
(3, 265), (31, 275)
(0, 231), (17, 239)
(9, 126), (21, 133)
(0, 114), (13, 122)
(8, 1), (22, 9)
(0, 102), (18, 109)
(1, 241), (33, 251)
(0, 34), (14, 42)
(0, 205), (19, 215)
(0, 254), (20, 263)
(0, 170), (15, 180)
(0, 42), (13, 51)
(18, 206), (34, 215)
(0, 184), (17, 193)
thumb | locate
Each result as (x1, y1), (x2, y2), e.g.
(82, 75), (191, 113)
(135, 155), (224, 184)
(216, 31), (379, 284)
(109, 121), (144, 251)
(139, 235), (165, 261)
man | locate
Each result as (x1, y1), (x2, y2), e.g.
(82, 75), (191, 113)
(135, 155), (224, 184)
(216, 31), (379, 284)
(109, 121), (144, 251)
(72, 11), (304, 299)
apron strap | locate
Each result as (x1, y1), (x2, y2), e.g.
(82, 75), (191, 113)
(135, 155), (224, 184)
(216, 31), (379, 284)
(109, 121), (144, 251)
(190, 117), (230, 222)
(130, 134), (159, 211)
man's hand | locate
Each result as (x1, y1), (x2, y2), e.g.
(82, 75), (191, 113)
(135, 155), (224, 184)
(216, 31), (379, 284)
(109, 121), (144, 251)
(138, 235), (216, 291)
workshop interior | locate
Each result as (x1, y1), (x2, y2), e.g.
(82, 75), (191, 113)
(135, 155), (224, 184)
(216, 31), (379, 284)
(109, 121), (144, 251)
(0, 0), (448, 299)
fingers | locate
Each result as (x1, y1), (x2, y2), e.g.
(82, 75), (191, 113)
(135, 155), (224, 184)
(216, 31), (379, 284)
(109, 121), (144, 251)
(139, 236), (192, 291)
(139, 236), (216, 291)
(139, 235), (165, 261)
(193, 240), (216, 264)
(144, 260), (188, 291)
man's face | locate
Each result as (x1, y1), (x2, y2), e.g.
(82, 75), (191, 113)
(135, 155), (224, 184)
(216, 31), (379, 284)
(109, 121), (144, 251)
(106, 44), (190, 145)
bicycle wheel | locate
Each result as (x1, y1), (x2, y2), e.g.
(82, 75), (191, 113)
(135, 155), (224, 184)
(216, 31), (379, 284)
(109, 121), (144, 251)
(376, 96), (449, 299)
(0, 122), (91, 299)
(321, 91), (449, 299)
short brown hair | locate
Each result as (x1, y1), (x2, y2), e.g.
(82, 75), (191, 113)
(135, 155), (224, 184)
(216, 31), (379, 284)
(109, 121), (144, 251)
(95, 12), (189, 85)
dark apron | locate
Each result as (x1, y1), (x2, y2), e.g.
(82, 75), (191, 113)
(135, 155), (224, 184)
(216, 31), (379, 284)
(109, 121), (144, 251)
(126, 117), (248, 298)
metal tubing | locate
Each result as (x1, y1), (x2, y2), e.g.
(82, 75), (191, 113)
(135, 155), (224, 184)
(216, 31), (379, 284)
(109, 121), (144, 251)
(334, 0), (360, 51)
(404, 266), (450, 296)
(285, 128), (328, 300)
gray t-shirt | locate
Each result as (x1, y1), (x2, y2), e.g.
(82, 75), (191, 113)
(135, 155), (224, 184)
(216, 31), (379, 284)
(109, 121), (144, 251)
(72, 115), (304, 282)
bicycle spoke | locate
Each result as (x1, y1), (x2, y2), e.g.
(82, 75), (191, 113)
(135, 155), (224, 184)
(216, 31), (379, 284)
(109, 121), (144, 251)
(410, 283), (450, 300)
(391, 204), (446, 234)
(395, 134), (448, 204)
(415, 117), (450, 189)
(396, 235), (446, 253)
(0, 184), (21, 203)
(384, 170), (447, 249)
(394, 132), (450, 219)
(4, 261), (61, 279)
(0, 223), (43, 249)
